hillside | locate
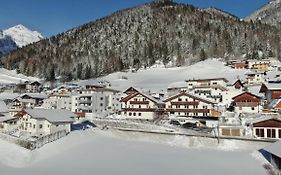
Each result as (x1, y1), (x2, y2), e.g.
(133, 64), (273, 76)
(1, 0), (281, 80)
(245, 0), (281, 28)
(0, 31), (17, 56)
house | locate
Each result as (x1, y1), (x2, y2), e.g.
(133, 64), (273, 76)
(26, 81), (41, 93)
(163, 92), (220, 127)
(184, 78), (229, 103)
(20, 93), (48, 106)
(260, 83), (281, 103)
(246, 60), (271, 72)
(245, 72), (265, 85)
(261, 140), (281, 172)
(72, 87), (121, 116)
(43, 93), (72, 111)
(248, 116), (281, 139)
(120, 87), (165, 120)
(231, 61), (248, 69)
(19, 109), (75, 136)
(0, 100), (18, 131)
(232, 92), (263, 113)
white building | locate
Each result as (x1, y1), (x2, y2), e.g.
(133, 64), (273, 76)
(120, 87), (165, 120)
(19, 109), (75, 136)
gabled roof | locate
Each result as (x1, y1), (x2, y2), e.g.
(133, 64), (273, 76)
(163, 92), (216, 104)
(121, 87), (163, 104)
(21, 93), (48, 99)
(24, 109), (75, 123)
(232, 91), (262, 100)
(268, 98), (281, 109)
(260, 83), (281, 92)
(232, 79), (244, 88)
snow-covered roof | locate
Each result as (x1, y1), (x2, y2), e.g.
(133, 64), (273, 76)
(268, 98), (281, 109)
(0, 100), (9, 113)
(25, 109), (75, 123)
(21, 93), (48, 99)
(245, 114), (281, 125)
(247, 85), (264, 98)
(264, 140), (281, 158)
(263, 83), (281, 90)
(167, 81), (187, 89)
(0, 92), (20, 100)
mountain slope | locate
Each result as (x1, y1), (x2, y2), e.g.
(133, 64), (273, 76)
(245, 0), (281, 28)
(3, 24), (43, 48)
(0, 31), (17, 56)
(202, 7), (239, 20)
(1, 0), (281, 80)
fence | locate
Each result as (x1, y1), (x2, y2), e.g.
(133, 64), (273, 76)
(31, 130), (68, 150)
(0, 130), (68, 150)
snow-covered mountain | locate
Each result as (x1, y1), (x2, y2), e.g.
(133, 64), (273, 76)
(3, 24), (43, 48)
(0, 30), (17, 56)
(0, 24), (43, 56)
(245, 0), (281, 28)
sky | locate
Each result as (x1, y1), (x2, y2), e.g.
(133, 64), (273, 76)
(0, 0), (271, 37)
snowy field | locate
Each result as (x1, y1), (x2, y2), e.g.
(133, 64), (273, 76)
(0, 129), (269, 175)
(0, 68), (38, 84)
(78, 59), (248, 92)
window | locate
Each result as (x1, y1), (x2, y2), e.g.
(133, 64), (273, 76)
(138, 113), (141, 116)
(176, 105), (180, 108)
(100, 103), (103, 107)
(39, 124), (43, 129)
(194, 105), (198, 109)
(33, 124), (36, 129)
(139, 105), (141, 108)
(185, 105), (188, 108)
(100, 97), (103, 100)
(170, 112), (175, 115)
(133, 113), (136, 116)
(255, 128), (264, 137)
(178, 98), (182, 101)
(267, 129), (276, 138)
(279, 129), (281, 138)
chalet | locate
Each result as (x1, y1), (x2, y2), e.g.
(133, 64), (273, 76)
(246, 60), (271, 72)
(250, 116), (281, 139)
(260, 83), (281, 103)
(19, 109), (75, 136)
(163, 92), (220, 126)
(186, 78), (228, 89)
(231, 62), (248, 69)
(120, 87), (165, 120)
(232, 92), (263, 113)
(26, 81), (41, 93)
(20, 93), (48, 106)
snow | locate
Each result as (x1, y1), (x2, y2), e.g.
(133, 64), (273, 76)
(3, 24), (43, 48)
(0, 129), (269, 175)
(264, 140), (281, 158)
(78, 59), (248, 92)
(24, 109), (76, 123)
(0, 68), (39, 85)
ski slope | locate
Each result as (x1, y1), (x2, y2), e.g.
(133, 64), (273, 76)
(78, 59), (248, 92)
(0, 68), (38, 84)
